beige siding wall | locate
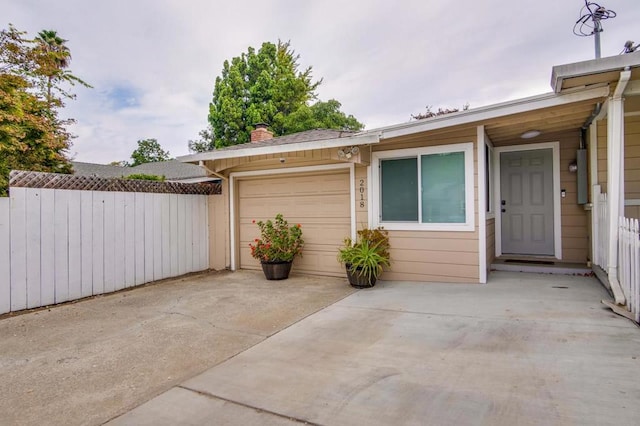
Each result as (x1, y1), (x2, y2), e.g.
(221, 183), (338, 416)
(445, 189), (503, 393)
(596, 115), (640, 201)
(559, 133), (589, 262)
(625, 205), (640, 220)
(384, 231), (479, 283)
(597, 120), (607, 189)
(208, 180), (229, 270)
(374, 128), (480, 283)
(626, 115), (640, 200)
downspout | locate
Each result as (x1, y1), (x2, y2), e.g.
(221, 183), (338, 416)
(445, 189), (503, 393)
(606, 69), (631, 306)
(582, 103), (601, 271)
(581, 103), (602, 140)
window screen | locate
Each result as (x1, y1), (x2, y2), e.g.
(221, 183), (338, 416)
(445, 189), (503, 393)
(381, 158), (418, 221)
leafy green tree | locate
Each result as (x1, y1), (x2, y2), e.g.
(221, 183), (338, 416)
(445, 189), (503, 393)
(188, 124), (215, 153)
(202, 40), (363, 151)
(282, 99), (363, 134)
(0, 25), (86, 196)
(129, 138), (170, 166)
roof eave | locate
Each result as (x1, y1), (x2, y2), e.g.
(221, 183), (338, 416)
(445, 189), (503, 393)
(379, 85), (609, 140)
(551, 51), (640, 93)
(177, 132), (381, 163)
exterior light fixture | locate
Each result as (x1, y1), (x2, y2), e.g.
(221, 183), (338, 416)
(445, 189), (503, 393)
(337, 146), (360, 159)
(520, 130), (541, 139)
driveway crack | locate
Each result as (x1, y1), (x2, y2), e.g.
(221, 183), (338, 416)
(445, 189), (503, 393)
(177, 385), (323, 425)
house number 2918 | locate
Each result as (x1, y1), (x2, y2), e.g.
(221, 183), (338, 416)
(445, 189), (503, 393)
(359, 179), (366, 208)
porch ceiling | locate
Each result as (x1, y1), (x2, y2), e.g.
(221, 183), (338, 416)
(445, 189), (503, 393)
(483, 98), (602, 144)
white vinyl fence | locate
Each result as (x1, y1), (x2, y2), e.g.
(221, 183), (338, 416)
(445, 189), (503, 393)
(0, 187), (209, 315)
(618, 216), (640, 323)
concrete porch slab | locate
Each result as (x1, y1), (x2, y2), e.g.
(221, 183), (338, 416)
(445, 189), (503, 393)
(114, 272), (640, 426)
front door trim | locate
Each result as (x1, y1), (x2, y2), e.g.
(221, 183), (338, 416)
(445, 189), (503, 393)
(494, 142), (562, 260)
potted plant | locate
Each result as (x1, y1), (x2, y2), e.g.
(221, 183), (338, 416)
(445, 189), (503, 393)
(338, 227), (390, 288)
(249, 214), (304, 280)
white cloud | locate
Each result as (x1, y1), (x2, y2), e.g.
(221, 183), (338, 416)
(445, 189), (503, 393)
(6, 0), (640, 162)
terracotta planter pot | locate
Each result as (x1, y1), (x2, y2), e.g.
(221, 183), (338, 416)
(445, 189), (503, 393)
(345, 264), (377, 288)
(261, 260), (293, 280)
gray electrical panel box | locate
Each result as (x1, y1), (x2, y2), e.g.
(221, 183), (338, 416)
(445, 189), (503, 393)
(577, 148), (588, 204)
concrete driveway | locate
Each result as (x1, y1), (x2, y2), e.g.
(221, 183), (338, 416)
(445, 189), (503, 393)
(110, 272), (640, 426)
(0, 270), (355, 426)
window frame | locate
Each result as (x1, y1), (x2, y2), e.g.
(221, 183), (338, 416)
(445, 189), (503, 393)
(371, 142), (475, 232)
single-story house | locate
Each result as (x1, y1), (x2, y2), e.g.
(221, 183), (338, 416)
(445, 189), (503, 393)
(179, 52), (640, 298)
(72, 160), (219, 184)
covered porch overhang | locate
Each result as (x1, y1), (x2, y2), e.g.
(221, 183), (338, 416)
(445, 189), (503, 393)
(551, 53), (640, 321)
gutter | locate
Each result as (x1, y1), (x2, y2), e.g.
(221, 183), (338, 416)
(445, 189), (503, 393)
(551, 51), (640, 93)
(377, 86), (609, 140)
(178, 132), (381, 163)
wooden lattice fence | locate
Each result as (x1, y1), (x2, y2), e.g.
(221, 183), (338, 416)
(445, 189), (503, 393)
(9, 170), (221, 195)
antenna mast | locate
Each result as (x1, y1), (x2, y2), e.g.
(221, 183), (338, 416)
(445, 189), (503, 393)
(573, 1), (616, 59)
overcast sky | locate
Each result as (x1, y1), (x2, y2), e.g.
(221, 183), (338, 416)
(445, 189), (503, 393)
(6, 0), (640, 163)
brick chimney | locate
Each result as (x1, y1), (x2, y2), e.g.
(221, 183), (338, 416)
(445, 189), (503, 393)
(250, 123), (273, 142)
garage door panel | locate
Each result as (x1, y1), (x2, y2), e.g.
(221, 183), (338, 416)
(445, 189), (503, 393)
(238, 172), (350, 277)
(239, 221), (350, 248)
(240, 174), (349, 197)
(239, 247), (344, 276)
(294, 251), (344, 276)
(239, 195), (350, 219)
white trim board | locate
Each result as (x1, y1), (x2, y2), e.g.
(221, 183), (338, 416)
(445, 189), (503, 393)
(477, 126), (487, 284)
(229, 163), (355, 271)
(493, 142), (562, 260)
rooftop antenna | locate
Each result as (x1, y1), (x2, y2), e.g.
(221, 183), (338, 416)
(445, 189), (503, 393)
(573, 0), (616, 59)
(621, 40), (638, 54)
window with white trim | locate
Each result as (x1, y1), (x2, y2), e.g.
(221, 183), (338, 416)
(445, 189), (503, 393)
(372, 143), (475, 231)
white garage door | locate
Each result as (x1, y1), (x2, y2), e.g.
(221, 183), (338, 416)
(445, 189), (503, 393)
(238, 171), (351, 277)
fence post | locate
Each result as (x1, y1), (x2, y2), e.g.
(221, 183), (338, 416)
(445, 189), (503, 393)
(0, 198), (10, 314)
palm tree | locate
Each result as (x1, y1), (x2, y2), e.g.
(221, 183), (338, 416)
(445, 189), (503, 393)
(36, 30), (71, 67)
(35, 30), (72, 106)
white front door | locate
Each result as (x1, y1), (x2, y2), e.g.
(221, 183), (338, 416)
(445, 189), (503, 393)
(500, 149), (555, 256)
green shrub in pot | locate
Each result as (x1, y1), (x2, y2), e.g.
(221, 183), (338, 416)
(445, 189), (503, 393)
(338, 227), (390, 287)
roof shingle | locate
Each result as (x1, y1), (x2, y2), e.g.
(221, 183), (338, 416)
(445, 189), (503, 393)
(72, 160), (211, 181)
(214, 129), (357, 152)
